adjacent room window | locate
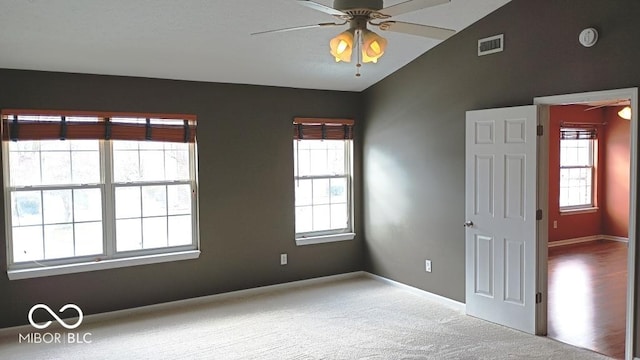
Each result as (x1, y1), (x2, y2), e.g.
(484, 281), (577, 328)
(293, 118), (354, 242)
(2, 111), (199, 278)
(559, 128), (596, 209)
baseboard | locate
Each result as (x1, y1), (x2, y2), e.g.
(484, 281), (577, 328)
(0, 271), (366, 337)
(549, 234), (629, 247)
(364, 273), (466, 313)
(0, 270), (466, 337)
(601, 235), (629, 243)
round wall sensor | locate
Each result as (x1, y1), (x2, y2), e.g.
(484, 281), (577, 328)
(579, 28), (598, 47)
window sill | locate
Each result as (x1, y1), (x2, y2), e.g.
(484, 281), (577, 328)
(560, 207), (599, 215)
(7, 250), (200, 280)
(295, 233), (356, 246)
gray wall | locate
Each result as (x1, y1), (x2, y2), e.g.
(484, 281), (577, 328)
(0, 69), (364, 328)
(362, 0), (640, 349)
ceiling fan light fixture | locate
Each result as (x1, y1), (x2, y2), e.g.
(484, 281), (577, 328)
(330, 29), (355, 62)
(619, 106), (632, 120)
(254, 0), (457, 77)
(361, 29), (387, 63)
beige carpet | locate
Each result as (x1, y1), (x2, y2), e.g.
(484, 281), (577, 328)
(0, 275), (612, 359)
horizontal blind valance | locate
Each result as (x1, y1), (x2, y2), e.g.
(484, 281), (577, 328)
(293, 117), (354, 140)
(1, 110), (196, 143)
(560, 128), (597, 140)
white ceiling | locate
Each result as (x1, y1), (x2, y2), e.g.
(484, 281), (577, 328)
(0, 0), (511, 92)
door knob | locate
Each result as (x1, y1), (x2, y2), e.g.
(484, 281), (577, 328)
(464, 220), (474, 228)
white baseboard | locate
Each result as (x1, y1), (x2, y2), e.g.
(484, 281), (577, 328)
(0, 270), (466, 337)
(364, 273), (466, 313)
(602, 235), (629, 243)
(549, 234), (629, 247)
(0, 271), (366, 337)
(548, 235), (599, 247)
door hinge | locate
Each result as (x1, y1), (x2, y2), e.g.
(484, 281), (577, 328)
(536, 292), (542, 304)
(537, 125), (543, 136)
(536, 209), (542, 221)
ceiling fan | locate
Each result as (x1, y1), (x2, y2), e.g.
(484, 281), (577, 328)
(583, 99), (632, 120)
(252, 0), (456, 76)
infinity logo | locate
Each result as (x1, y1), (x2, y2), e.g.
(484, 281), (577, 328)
(28, 304), (84, 330)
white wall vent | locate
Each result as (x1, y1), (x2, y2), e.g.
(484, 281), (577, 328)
(478, 34), (504, 56)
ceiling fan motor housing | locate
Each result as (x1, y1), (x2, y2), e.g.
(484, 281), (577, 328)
(333, 0), (383, 11)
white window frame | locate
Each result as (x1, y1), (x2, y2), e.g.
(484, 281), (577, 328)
(559, 135), (596, 211)
(3, 138), (200, 280)
(294, 139), (355, 246)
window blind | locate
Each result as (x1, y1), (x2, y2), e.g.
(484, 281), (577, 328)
(293, 117), (354, 140)
(560, 128), (597, 140)
(1, 110), (197, 143)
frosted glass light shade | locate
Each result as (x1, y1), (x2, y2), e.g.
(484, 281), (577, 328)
(618, 106), (632, 120)
(329, 30), (355, 63)
(361, 30), (387, 63)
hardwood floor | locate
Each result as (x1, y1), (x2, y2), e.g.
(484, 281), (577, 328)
(548, 240), (628, 359)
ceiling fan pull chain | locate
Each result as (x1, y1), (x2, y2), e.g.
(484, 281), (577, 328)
(355, 29), (362, 77)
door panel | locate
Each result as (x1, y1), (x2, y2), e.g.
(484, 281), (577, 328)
(475, 155), (494, 216)
(504, 238), (524, 304)
(465, 105), (538, 334)
(474, 234), (494, 297)
(505, 155), (525, 219)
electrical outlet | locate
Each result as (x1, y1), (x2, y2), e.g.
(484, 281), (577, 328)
(425, 260), (432, 273)
(553, 220), (558, 229)
(280, 253), (287, 265)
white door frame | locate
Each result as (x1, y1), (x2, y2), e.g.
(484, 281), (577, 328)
(534, 88), (638, 360)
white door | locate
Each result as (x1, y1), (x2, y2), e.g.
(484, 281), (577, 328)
(465, 105), (538, 334)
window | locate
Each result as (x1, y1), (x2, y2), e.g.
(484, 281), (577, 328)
(2, 111), (199, 279)
(559, 128), (596, 209)
(293, 118), (354, 244)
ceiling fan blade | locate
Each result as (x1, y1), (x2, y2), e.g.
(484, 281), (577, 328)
(584, 100), (629, 111)
(297, 0), (349, 17)
(584, 104), (609, 111)
(377, 0), (450, 18)
(251, 22), (344, 36)
(376, 21), (455, 40)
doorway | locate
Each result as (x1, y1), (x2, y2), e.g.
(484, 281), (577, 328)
(545, 103), (630, 359)
(535, 88), (638, 360)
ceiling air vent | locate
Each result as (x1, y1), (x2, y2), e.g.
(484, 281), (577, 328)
(478, 34), (504, 56)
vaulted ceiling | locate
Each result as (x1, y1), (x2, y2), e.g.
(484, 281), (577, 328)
(0, 0), (511, 92)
